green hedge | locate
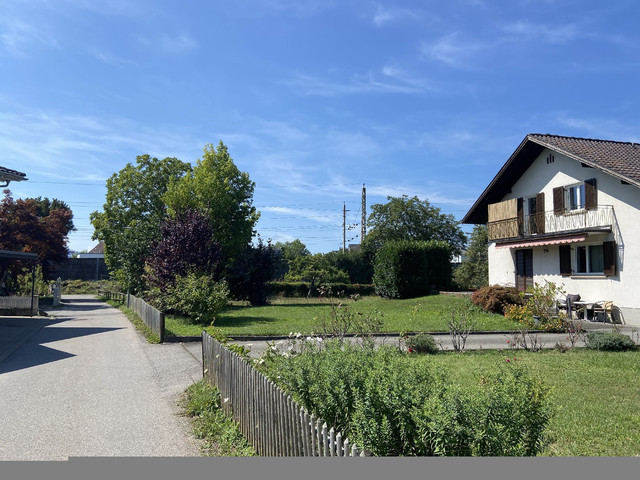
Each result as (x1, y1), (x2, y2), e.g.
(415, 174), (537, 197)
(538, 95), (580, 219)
(373, 240), (452, 299)
(266, 281), (376, 298)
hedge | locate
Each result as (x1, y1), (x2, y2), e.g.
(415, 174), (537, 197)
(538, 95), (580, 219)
(373, 240), (452, 299)
(266, 281), (376, 298)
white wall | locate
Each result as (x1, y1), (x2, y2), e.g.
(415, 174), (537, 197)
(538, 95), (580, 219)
(488, 148), (640, 326)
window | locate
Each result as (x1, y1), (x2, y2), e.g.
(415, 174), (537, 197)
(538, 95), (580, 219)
(575, 244), (604, 274)
(553, 178), (597, 214)
(566, 183), (585, 211)
(559, 241), (616, 277)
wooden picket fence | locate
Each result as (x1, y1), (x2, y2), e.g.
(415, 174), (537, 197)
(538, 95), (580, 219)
(100, 291), (164, 342)
(102, 291), (126, 303)
(202, 331), (371, 457)
(127, 294), (165, 343)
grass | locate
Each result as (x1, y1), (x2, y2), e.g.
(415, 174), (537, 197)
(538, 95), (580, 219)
(165, 294), (521, 338)
(412, 348), (640, 456)
(180, 380), (255, 457)
(104, 298), (161, 344)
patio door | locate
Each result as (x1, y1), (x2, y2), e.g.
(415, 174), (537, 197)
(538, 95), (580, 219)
(515, 249), (533, 291)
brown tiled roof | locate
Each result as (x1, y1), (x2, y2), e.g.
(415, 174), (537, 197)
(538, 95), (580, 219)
(462, 133), (640, 224)
(88, 241), (105, 254)
(528, 134), (640, 185)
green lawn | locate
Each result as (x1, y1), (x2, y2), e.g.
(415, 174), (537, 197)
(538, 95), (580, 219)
(165, 294), (521, 337)
(415, 349), (640, 456)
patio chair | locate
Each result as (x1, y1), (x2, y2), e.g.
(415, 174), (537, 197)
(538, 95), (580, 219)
(559, 294), (581, 319)
(592, 301), (613, 323)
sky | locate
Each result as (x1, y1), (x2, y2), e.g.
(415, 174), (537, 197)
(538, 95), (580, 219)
(2, 0), (640, 254)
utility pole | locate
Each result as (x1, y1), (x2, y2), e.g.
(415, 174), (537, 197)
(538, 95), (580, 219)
(361, 183), (366, 245)
(342, 202), (347, 253)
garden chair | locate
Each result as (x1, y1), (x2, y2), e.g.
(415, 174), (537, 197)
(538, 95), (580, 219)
(558, 294), (581, 320)
(592, 301), (613, 323)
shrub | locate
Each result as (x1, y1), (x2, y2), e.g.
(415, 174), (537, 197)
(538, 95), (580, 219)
(165, 272), (229, 324)
(406, 333), (439, 354)
(585, 332), (637, 351)
(471, 285), (522, 314)
(15, 265), (48, 296)
(373, 240), (452, 299)
(262, 340), (553, 456)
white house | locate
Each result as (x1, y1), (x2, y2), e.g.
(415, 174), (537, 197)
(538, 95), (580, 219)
(463, 134), (640, 326)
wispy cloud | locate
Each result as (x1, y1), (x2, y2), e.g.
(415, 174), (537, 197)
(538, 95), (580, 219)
(259, 0), (336, 16)
(160, 34), (198, 54)
(0, 110), (200, 181)
(0, 19), (58, 57)
(502, 20), (580, 44)
(420, 32), (483, 69)
(136, 33), (198, 54)
(285, 67), (433, 97)
(261, 206), (339, 223)
(89, 48), (138, 67)
(554, 114), (640, 143)
(422, 19), (584, 69)
(372, 3), (422, 26)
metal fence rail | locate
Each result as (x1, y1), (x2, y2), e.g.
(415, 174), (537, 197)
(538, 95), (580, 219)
(202, 331), (370, 457)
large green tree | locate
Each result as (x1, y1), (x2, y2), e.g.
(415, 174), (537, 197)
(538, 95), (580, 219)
(364, 195), (466, 257)
(453, 225), (488, 290)
(164, 141), (259, 267)
(90, 155), (191, 293)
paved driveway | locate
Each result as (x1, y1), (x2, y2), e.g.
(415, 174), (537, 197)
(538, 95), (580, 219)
(0, 296), (202, 460)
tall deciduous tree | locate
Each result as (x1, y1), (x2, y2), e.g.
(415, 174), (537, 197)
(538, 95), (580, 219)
(0, 190), (74, 274)
(90, 155), (191, 293)
(364, 195), (466, 257)
(164, 141), (259, 267)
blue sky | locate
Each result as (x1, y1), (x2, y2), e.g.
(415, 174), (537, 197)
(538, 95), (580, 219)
(2, 0), (640, 254)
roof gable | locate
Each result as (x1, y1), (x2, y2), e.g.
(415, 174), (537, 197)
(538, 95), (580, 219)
(462, 134), (640, 224)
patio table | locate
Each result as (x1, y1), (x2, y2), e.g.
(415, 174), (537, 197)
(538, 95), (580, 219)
(572, 301), (595, 321)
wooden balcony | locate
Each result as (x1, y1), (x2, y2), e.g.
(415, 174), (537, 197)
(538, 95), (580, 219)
(488, 205), (614, 242)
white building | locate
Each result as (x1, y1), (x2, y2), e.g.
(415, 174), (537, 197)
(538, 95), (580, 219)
(463, 134), (640, 326)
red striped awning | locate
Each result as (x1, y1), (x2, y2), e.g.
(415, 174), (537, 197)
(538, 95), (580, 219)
(495, 234), (588, 249)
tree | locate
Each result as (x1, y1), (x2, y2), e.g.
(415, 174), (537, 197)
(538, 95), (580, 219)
(364, 195), (466, 257)
(285, 253), (350, 289)
(31, 196), (75, 233)
(453, 225), (488, 290)
(0, 190), (74, 276)
(164, 141), (259, 268)
(228, 238), (281, 306)
(145, 209), (223, 293)
(90, 155), (191, 293)
(273, 239), (310, 278)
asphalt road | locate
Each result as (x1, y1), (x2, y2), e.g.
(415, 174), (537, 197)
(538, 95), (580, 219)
(0, 296), (203, 461)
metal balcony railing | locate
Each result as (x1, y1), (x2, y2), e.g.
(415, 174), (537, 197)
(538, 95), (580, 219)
(487, 205), (614, 241)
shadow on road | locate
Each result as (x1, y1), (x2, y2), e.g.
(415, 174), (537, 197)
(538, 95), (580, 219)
(0, 320), (124, 375)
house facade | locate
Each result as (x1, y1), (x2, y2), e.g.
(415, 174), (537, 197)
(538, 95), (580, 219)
(463, 134), (640, 326)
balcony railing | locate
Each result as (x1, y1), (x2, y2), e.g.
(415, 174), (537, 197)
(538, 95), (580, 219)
(488, 205), (614, 241)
